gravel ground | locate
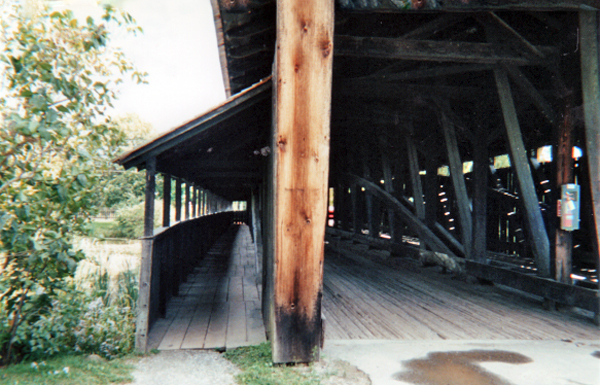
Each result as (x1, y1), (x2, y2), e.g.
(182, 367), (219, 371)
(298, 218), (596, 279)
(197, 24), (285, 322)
(129, 350), (239, 385)
(127, 349), (371, 385)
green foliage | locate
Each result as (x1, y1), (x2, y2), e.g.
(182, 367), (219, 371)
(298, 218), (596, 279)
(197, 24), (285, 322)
(2, 271), (137, 362)
(224, 343), (322, 385)
(0, 354), (135, 385)
(0, 0), (145, 364)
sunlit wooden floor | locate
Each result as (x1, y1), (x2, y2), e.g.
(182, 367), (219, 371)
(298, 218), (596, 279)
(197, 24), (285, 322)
(322, 240), (599, 341)
(149, 225), (598, 351)
(148, 225), (266, 351)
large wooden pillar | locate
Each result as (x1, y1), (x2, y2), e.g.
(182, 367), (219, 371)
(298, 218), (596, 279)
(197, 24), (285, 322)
(136, 157), (156, 352)
(580, 10), (600, 323)
(495, 68), (551, 278)
(268, 0), (334, 363)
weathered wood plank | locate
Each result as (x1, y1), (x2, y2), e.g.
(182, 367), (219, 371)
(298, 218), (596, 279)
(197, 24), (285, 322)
(246, 301), (267, 345)
(203, 302), (229, 349)
(472, 127), (489, 264)
(226, 301), (247, 349)
(180, 303), (212, 349)
(270, 0), (334, 363)
(345, 174), (460, 261)
(163, 174), (171, 227)
(337, 0), (600, 11)
(494, 68), (551, 277)
(135, 157), (156, 352)
(439, 107), (473, 260)
(175, 178), (182, 222)
(335, 35), (555, 65)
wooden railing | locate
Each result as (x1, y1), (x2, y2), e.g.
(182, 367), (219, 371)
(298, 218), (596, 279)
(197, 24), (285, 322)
(137, 212), (234, 350)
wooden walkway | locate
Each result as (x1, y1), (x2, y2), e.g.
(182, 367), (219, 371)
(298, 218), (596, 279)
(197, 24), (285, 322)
(148, 225), (266, 351)
(149, 226), (598, 351)
(323, 240), (599, 341)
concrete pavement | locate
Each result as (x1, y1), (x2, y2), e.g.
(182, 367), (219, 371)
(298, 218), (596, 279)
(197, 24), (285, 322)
(323, 340), (600, 385)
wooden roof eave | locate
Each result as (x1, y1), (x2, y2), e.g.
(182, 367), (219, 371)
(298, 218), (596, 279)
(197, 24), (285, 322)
(113, 77), (272, 172)
(337, 0), (600, 12)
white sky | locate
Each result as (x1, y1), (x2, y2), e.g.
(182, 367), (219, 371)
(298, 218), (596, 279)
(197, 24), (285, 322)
(56, 0), (226, 134)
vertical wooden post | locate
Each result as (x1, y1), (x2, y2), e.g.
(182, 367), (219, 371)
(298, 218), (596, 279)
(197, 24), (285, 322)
(136, 157), (156, 352)
(495, 68), (551, 277)
(269, 0), (334, 363)
(381, 148), (396, 241)
(555, 94), (574, 284)
(185, 183), (191, 220)
(440, 110), (473, 260)
(351, 183), (361, 235)
(406, 134), (426, 251)
(472, 127), (489, 263)
(580, 10), (600, 323)
(191, 185), (197, 218)
(175, 178), (182, 222)
(163, 174), (171, 228)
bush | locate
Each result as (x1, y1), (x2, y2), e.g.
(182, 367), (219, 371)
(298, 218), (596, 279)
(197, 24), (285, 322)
(108, 200), (162, 239)
(2, 269), (137, 362)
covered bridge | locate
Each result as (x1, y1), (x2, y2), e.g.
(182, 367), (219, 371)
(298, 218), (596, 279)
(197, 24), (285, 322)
(115, 0), (600, 363)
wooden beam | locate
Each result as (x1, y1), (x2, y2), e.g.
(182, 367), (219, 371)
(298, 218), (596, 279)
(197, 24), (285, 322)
(163, 174), (171, 228)
(466, 261), (599, 313)
(269, 0), (334, 363)
(210, 0), (232, 97)
(495, 68), (551, 277)
(406, 134), (426, 251)
(439, 108), (473, 260)
(185, 182), (191, 220)
(335, 35), (555, 65)
(380, 140), (398, 242)
(477, 12), (546, 58)
(505, 65), (557, 125)
(400, 14), (466, 40)
(175, 178), (182, 222)
(136, 157), (156, 352)
(579, 10), (600, 313)
(555, 90), (575, 284)
(337, 0), (600, 12)
(472, 128), (489, 264)
(346, 174), (460, 261)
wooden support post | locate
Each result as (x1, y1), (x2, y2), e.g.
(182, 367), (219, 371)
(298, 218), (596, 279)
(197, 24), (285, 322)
(406, 134), (426, 251)
(440, 109), (473, 260)
(555, 93), (574, 284)
(381, 151), (397, 241)
(163, 174), (171, 228)
(580, 10), (600, 324)
(136, 157), (156, 352)
(361, 148), (376, 238)
(175, 178), (182, 222)
(351, 183), (361, 235)
(424, 157), (438, 230)
(191, 185), (197, 218)
(185, 183), (190, 220)
(269, 0), (334, 363)
(472, 128), (489, 263)
(495, 68), (551, 277)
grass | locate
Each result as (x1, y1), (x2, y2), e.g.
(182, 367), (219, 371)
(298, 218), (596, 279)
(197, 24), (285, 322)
(85, 221), (117, 239)
(224, 343), (323, 385)
(0, 355), (137, 385)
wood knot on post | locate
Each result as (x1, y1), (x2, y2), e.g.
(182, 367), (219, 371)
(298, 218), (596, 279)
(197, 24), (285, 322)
(320, 39), (332, 58)
(277, 136), (287, 151)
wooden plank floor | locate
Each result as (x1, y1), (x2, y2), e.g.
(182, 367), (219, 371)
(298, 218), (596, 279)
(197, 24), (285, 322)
(322, 240), (599, 341)
(148, 225), (266, 351)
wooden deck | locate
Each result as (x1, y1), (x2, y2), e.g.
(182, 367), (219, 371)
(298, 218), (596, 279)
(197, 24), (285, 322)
(323, 240), (599, 340)
(148, 225), (266, 351)
(149, 225), (598, 351)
